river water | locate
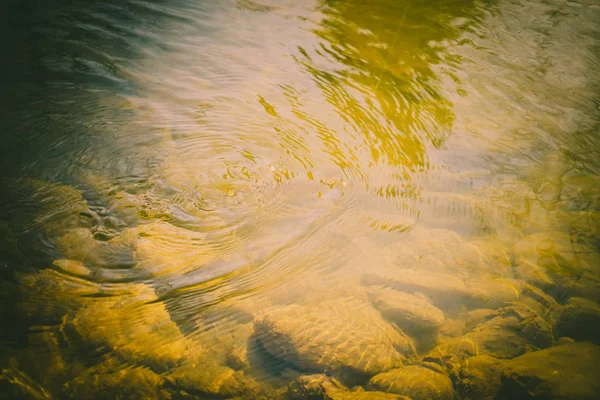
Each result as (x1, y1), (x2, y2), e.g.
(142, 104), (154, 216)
(0, 0), (599, 399)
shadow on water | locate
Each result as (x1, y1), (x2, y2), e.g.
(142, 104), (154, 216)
(1, 0), (138, 175)
(0, 0), (193, 278)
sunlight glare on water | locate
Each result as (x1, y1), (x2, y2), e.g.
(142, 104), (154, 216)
(0, 0), (599, 398)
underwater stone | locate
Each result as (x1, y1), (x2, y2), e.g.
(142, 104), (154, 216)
(515, 259), (555, 290)
(362, 268), (521, 315)
(52, 259), (92, 278)
(455, 355), (505, 400)
(0, 366), (52, 400)
(498, 342), (600, 400)
(62, 359), (168, 400)
(227, 345), (250, 371)
(16, 268), (99, 324)
(65, 286), (200, 371)
(166, 365), (275, 399)
(438, 317), (465, 337)
(165, 363), (234, 397)
(254, 298), (414, 376)
(513, 231), (600, 302)
(554, 297), (600, 345)
(0, 329), (68, 396)
(368, 286), (445, 351)
(20, 179), (95, 237)
(288, 374), (343, 399)
(464, 305), (553, 359)
(464, 309), (498, 331)
(519, 284), (562, 323)
(468, 278), (521, 309)
(289, 374), (411, 400)
(559, 175), (600, 213)
(361, 269), (473, 313)
(468, 237), (514, 277)
(112, 221), (216, 277)
(423, 336), (478, 372)
(54, 228), (100, 264)
(367, 365), (454, 400)
(22, 330), (67, 393)
(368, 286), (445, 333)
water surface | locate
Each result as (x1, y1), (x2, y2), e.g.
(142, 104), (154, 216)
(1, 0), (599, 398)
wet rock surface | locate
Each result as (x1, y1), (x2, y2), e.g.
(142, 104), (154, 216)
(0, 367), (52, 400)
(368, 286), (445, 334)
(499, 342), (600, 400)
(3, 143), (600, 399)
(367, 365), (454, 400)
(288, 374), (411, 400)
(513, 232), (600, 302)
(424, 336), (479, 372)
(62, 359), (168, 400)
(456, 355), (505, 400)
(5, 206), (599, 400)
(64, 285), (197, 371)
(362, 270), (474, 313)
(464, 305), (554, 359)
(554, 297), (600, 345)
(362, 269), (520, 314)
(254, 298), (415, 377)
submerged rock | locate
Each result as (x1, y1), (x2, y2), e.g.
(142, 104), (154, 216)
(519, 284), (562, 323)
(52, 259), (93, 278)
(513, 231), (600, 302)
(15, 268), (99, 325)
(499, 342), (600, 400)
(166, 365), (277, 399)
(455, 355), (505, 400)
(368, 286), (445, 334)
(367, 365), (454, 400)
(19, 179), (95, 237)
(116, 221), (217, 278)
(289, 374), (410, 400)
(515, 260), (555, 290)
(554, 297), (600, 345)
(0, 366), (52, 400)
(464, 305), (553, 359)
(393, 228), (512, 278)
(424, 336), (478, 372)
(468, 278), (521, 309)
(54, 220), (218, 281)
(16, 330), (67, 394)
(464, 309), (498, 331)
(288, 374), (342, 399)
(62, 359), (168, 400)
(367, 286), (445, 351)
(438, 317), (466, 337)
(64, 284), (200, 371)
(254, 298), (415, 377)
(362, 270), (473, 313)
(362, 269), (519, 314)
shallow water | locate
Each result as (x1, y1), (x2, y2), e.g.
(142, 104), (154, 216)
(1, 0), (599, 398)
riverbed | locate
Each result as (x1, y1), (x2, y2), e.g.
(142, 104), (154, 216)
(0, 0), (599, 399)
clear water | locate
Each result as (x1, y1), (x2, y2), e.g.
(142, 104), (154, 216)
(0, 0), (599, 399)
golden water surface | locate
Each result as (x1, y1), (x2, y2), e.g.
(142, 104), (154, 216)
(0, 0), (599, 398)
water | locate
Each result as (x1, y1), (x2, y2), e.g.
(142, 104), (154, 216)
(0, 0), (599, 398)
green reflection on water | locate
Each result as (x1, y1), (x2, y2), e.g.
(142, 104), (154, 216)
(305, 0), (473, 169)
